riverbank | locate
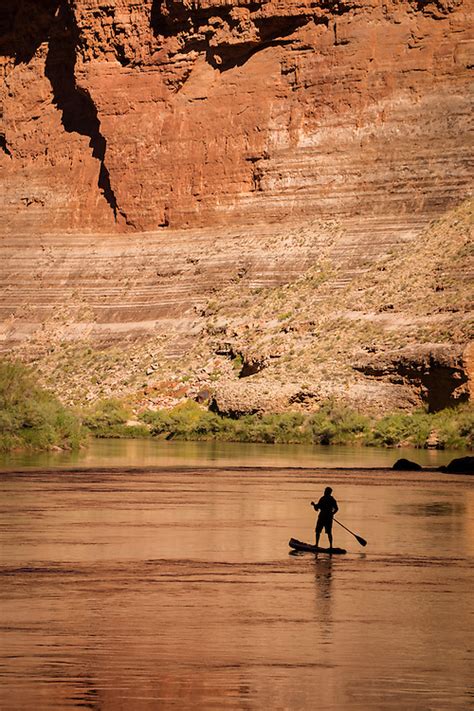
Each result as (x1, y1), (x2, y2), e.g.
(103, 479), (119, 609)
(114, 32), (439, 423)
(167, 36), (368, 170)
(84, 398), (474, 450)
(0, 361), (85, 454)
(0, 466), (471, 481)
(2, 361), (472, 457)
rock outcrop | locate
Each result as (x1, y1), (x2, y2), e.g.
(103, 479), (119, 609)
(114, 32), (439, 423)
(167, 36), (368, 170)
(353, 343), (472, 412)
(211, 379), (319, 417)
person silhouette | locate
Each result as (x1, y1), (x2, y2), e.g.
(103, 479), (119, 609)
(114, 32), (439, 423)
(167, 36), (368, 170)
(311, 487), (338, 549)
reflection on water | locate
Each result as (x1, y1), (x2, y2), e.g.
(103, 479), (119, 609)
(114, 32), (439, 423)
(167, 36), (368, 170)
(398, 501), (466, 517)
(0, 437), (468, 470)
(0, 467), (472, 710)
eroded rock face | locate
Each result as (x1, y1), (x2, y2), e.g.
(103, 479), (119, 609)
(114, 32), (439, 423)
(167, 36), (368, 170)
(1, 0), (472, 232)
(352, 343), (472, 412)
(211, 379), (317, 417)
(0, 197), (471, 411)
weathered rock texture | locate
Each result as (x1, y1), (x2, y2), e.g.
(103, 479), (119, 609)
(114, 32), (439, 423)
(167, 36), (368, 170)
(1, 0), (473, 232)
(353, 343), (471, 412)
(0, 1), (473, 413)
(1, 198), (472, 412)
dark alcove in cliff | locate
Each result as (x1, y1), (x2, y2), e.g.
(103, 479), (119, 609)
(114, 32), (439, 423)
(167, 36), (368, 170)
(353, 347), (470, 413)
(422, 366), (469, 413)
(149, 0), (314, 71)
(150, 0), (171, 37)
(44, 1), (121, 220)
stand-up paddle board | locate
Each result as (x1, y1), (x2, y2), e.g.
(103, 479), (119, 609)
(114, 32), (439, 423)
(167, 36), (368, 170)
(289, 538), (347, 554)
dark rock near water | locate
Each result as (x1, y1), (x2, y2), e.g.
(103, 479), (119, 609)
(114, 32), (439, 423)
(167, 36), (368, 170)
(392, 458), (422, 471)
(439, 456), (474, 474)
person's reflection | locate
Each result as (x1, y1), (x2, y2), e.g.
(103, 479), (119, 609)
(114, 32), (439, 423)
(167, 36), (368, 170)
(70, 672), (100, 710)
(314, 556), (333, 642)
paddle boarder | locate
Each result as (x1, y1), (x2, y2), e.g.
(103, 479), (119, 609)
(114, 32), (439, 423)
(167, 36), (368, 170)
(312, 487), (338, 549)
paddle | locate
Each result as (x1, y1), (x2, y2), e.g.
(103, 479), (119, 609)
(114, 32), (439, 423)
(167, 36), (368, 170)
(333, 518), (367, 547)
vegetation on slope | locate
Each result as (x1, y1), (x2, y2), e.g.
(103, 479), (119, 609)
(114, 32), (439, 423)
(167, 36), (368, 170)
(7, 200), (474, 416)
(0, 360), (85, 453)
(81, 398), (149, 438)
(196, 200), (473, 386)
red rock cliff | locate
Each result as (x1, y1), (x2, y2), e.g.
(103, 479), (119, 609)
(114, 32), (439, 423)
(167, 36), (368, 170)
(1, 0), (472, 233)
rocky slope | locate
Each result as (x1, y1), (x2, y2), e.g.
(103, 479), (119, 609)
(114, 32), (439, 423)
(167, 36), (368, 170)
(0, 0), (473, 414)
(1, 199), (472, 414)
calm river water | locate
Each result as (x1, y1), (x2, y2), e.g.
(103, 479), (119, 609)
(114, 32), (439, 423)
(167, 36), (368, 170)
(0, 450), (472, 709)
(0, 437), (468, 470)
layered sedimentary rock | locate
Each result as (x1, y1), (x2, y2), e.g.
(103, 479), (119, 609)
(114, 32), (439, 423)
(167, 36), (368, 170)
(0, 199), (471, 411)
(0, 0), (473, 412)
(1, 0), (472, 232)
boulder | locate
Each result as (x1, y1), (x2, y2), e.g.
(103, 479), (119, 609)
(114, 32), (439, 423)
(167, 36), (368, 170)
(195, 388), (212, 404)
(211, 379), (319, 417)
(440, 456), (474, 474)
(392, 458), (422, 471)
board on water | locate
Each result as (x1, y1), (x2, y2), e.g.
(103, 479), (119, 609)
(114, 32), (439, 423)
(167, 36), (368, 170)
(289, 538), (347, 554)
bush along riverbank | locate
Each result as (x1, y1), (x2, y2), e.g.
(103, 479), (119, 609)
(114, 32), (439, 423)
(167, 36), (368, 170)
(82, 398), (473, 450)
(0, 361), (85, 453)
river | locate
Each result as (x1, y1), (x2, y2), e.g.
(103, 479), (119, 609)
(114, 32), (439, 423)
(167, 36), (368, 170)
(0, 437), (468, 470)
(0, 447), (472, 709)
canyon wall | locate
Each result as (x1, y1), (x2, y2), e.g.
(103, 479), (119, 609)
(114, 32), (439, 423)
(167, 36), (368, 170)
(0, 1), (472, 413)
(1, 0), (472, 232)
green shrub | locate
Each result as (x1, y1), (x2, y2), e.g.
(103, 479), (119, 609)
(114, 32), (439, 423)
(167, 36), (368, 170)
(110, 397), (473, 451)
(366, 408), (472, 449)
(140, 400), (222, 440)
(90, 423), (150, 439)
(140, 409), (173, 436)
(457, 408), (474, 448)
(82, 398), (130, 427)
(369, 412), (414, 447)
(309, 401), (370, 445)
(232, 354), (243, 371)
(269, 412), (308, 444)
(308, 411), (337, 445)
(82, 398), (140, 438)
(167, 401), (224, 439)
(432, 406), (474, 449)
(0, 360), (84, 452)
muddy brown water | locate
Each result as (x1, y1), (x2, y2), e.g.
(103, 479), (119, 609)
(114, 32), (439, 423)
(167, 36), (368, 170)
(0, 462), (472, 710)
(0, 437), (468, 470)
